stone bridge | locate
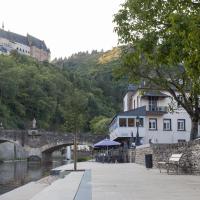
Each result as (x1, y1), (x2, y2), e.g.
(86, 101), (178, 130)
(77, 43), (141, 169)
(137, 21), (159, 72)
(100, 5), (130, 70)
(0, 129), (104, 161)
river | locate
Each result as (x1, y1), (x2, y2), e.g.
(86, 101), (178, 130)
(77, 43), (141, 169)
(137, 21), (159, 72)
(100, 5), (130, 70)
(0, 159), (68, 195)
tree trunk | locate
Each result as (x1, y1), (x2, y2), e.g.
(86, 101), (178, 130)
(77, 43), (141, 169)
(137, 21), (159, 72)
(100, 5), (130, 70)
(190, 119), (199, 140)
(73, 131), (77, 171)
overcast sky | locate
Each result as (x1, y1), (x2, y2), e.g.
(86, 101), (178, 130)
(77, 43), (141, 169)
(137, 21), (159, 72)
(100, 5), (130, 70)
(0, 0), (124, 59)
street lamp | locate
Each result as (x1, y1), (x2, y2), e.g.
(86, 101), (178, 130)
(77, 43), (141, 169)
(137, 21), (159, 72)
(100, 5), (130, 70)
(135, 116), (140, 146)
(129, 131), (134, 148)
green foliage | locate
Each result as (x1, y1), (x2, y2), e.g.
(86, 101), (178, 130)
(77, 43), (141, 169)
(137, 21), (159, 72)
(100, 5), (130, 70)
(77, 156), (91, 162)
(55, 49), (128, 114)
(0, 49), (126, 133)
(114, 0), (200, 139)
(90, 116), (111, 134)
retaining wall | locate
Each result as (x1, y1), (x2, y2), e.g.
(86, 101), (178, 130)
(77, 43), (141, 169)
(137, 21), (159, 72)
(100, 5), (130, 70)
(131, 139), (200, 174)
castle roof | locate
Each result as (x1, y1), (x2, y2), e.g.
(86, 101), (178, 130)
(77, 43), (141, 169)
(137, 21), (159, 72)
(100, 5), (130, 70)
(27, 34), (50, 52)
(0, 29), (50, 52)
(0, 29), (28, 46)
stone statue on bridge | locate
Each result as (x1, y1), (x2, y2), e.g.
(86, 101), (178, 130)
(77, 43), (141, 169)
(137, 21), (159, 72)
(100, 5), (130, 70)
(32, 118), (37, 129)
(0, 122), (3, 129)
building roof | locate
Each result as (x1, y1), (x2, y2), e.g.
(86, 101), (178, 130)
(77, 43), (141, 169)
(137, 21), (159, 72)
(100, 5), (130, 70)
(0, 29), (28, 46)
(118, 106), (147, 117)
(142, 91), (169, 98)
(109, 106), (146, 127)
(127, 84), (137, 91)
(0, 29), (50, 52)
(27, 34), (50, 52)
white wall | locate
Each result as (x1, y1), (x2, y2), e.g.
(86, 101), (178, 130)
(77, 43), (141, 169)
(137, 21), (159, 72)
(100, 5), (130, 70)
(0, 37), (30, 56)
(123, 94), (128, 111)
(144, 112), (191, 144)
(13, 42), (30, 56)
(0, 38), (13, 52)
(132, 90), (141, 109)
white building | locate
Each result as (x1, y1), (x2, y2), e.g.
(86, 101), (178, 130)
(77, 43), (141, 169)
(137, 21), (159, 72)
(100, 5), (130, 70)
(109, 85), (200, 144)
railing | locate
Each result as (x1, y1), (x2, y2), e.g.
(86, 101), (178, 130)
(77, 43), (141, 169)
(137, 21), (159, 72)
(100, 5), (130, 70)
(148, 106), (168, 112)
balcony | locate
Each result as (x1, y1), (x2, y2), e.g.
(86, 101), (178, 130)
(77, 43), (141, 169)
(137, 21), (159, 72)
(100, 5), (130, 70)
(147, 106), (168, 115)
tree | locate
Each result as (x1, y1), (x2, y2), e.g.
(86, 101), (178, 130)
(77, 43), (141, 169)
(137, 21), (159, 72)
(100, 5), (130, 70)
(114, 0), (200, 140)
(64, 90), (87, 170)
(90, 116), (111, 135)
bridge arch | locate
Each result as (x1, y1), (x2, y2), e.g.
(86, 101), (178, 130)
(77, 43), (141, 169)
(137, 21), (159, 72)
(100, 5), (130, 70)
(28, 155), (42, 162)
(41, 142), (74, 154)
(0, 138), (20, 145)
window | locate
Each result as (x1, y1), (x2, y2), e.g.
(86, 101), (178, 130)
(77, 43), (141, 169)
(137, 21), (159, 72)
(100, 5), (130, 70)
(177, 119), (185, 131)
(163, 119), (171, 131)
(119, 118), (127, 127)
(149, 96), (158, 111)
(128, 118), (135, 127)
(177, 95), (183, 107)
(149, 118), (157, 130)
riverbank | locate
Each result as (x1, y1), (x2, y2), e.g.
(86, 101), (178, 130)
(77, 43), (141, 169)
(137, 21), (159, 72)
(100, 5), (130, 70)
(1, 161), (200, 200)
(0, 159), (67, 195)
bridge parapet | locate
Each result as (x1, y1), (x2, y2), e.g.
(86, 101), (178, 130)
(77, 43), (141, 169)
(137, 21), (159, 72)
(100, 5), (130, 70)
(0, 129), (106, 147)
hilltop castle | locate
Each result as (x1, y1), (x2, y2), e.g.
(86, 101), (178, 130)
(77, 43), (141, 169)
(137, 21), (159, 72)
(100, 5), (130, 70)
(0, 26), (50, 61)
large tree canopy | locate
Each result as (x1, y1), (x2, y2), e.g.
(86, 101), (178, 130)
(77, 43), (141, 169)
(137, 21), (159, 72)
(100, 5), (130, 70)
(114, 0), (200, 140)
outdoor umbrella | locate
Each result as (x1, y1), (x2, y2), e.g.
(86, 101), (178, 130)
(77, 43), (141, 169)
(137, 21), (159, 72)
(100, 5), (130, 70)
(93, 138), (121, 148)
(94, 138), (121, 155)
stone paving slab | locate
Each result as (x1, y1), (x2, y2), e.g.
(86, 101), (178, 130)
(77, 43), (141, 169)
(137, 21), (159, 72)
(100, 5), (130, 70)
(0, 182), (48, 200)
(30, 171), (84, 200)
(74, 170), (92, 200)
(56, 161), (200, 200)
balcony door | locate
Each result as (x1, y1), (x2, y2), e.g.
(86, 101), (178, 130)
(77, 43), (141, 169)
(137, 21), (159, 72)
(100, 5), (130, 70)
(149, 96), (158, 111)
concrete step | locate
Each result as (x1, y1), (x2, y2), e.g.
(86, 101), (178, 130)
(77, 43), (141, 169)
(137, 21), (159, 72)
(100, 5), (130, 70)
(30, 172), (84, 200)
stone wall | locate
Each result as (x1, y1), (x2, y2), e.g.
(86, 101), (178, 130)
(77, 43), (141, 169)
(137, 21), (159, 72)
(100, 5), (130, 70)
(131, 139), (200, 174)
(152, 140), (200, 173)
(30, 46), (50, 61)
(0, 142), (27, 161)
(135, 144), (153, 166)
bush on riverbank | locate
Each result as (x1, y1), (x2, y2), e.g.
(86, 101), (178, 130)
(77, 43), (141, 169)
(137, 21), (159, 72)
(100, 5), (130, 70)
(77, 156), (92, 162)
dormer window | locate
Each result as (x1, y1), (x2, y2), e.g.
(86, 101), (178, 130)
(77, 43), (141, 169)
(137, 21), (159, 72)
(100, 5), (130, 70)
(177, 95), (183, 107)
(149, 96), (158, 111)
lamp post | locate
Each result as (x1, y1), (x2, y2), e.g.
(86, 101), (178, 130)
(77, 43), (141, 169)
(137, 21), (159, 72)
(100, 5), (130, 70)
(135, 116), (140, 146)
(129, 131), (134, 148)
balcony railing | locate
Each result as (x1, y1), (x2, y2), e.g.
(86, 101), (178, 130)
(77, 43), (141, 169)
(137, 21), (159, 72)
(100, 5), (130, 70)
(148, 106), (168, 112)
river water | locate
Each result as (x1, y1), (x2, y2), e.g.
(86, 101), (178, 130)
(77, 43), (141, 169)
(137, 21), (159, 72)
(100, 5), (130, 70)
(0, 159), (67, 195)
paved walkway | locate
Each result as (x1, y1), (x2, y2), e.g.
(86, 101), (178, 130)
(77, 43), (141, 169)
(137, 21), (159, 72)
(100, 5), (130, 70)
(58, 161), (200, 200)
(1, 162), (200, 200)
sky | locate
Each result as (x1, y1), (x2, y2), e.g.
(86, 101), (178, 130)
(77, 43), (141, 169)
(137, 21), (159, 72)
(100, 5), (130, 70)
(0, 0), (124, 59)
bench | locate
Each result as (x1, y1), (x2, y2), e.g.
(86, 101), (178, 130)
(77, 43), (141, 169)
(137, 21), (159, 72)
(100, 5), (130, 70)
(158, 154), (182, 174)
